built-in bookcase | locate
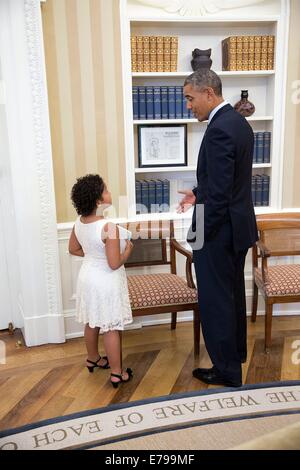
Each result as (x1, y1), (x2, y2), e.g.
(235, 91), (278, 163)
(120, 0), (290, 220)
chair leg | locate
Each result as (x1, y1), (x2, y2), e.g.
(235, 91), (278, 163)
(171, 312), (177, 330)
(265, 302), (273, 353)
(251, 281), (258, 323)
(193, 308), (200, 357)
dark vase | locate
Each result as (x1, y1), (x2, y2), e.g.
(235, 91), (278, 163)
(234, 90), (255, 117)
(191, 48), (212, 71)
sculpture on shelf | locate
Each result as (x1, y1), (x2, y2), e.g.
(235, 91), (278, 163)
(191, 49), (212, 71)
(234, 90), (255, 117)
(135, 0), (265, 17)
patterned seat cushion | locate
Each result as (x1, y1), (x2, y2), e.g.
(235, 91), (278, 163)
(127, 273), (198, 309)
(254, 264), (300, 296)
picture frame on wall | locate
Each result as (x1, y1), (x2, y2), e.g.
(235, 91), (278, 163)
(138, 124), (187, 168)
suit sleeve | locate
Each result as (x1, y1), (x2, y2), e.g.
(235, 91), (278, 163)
(203, 127), (235, 240)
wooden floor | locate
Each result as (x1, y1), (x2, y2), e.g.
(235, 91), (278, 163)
(0, 316), (299, 432)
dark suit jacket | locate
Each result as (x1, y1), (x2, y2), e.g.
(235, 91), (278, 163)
(191, 103), (258, 251)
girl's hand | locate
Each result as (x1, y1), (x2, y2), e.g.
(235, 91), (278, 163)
(125, 240), (134, 254)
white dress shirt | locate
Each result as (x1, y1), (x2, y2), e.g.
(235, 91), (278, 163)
(207, 100), (229, 125)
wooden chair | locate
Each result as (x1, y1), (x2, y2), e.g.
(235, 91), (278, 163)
(251, 213), (300, 352)
(121, 219), (200, 356)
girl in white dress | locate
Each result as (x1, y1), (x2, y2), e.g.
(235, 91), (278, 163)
(69, 174), (133, 387)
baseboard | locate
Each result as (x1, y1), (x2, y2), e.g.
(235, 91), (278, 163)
(64, 305), (300, 340)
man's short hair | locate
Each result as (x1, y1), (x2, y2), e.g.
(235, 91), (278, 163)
(184, 69), (222, 96)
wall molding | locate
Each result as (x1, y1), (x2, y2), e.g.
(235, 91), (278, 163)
(24, 0), (63, 320)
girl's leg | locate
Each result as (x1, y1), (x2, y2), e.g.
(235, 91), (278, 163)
(84, 323), (107, 367)
(103, 330), (129, 382)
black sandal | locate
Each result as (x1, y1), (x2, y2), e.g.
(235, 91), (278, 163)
(110, 368), (133, 388)
(86, 356), (110, 373)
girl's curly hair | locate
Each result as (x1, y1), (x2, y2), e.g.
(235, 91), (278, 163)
(71, 174), (105, 216)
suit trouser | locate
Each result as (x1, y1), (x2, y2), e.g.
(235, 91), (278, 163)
(193, 222), (248, 383)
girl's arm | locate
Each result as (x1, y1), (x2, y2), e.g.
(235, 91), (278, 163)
(69, 227), (84, 257)
(103, 223), (133, 270)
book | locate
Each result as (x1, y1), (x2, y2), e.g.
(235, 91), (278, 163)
(135, 180), (142, 214)
(155, 180), (164, 212)
(138, 86), (146, 120)
(162, 179), (170, 212)
(170, 36), (178, 72)
(163, 36), (171, 72)
(255, 175), (263, 206)
(146, 86), (154, 120)
(132, 86), (139, 120)
(254, 36), (262, 70)
(168, 86), (176, 119)
(157, 36), (164, 72)
(267, 35), (275, 70)
(153, 86), (162, 120)
(236, 36), (243, 71)
(136, 36), (144, 72)
(148, 180), (156, 213)
(253, 132), (258, 164)
(150, 36), (157, 72)
(141, 180), (149, 213)
(263, 132), (271, 163)
(175, 86), (183, 119)
(256, 132), (264, 163)
(262, 174), (270, 206)
(131, 36), (137, 72)
(161, 86), (169, 119)
(222, 36), (237, 71)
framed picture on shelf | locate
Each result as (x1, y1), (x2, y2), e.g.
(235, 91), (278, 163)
(138, 124), (187, 168)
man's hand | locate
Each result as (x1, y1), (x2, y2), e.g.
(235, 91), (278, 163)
(177, 190), (196, 213)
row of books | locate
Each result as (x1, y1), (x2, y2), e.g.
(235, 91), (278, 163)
(253, 132), (271, 164)
(222, 35), (275, 71)
(131, 36), (178, 73)
(136, 179), (170, 213)
(133, 86), (192, 120)
(252, 175), (270, 207)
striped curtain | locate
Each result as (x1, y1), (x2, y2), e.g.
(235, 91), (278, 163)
(42, 0), (126, 222)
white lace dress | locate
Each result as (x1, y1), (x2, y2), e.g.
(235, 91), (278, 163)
(74, 217), (133, 332)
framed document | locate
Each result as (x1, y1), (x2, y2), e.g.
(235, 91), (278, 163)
(138, 124), (187, 168)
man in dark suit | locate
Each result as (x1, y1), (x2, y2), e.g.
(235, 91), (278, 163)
(178, 70), (258, 387)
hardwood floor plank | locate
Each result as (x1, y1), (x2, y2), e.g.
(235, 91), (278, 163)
(245, 337), (284, 384)
(0, 365), (80, 430)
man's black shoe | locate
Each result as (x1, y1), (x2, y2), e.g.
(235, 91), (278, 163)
(192, 367), (242, 388)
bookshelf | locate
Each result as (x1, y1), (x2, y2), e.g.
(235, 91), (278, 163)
(119, 0), (290, 220)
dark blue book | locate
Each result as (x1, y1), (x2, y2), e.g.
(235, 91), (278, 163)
(162, 179), (170, 212)
(175, 86), (183, 119)
(140, 180), (149, 213)
(168, 86), (176, 119)
(256, 132), (264, 164)
(262, 174), (270, 206)
(188, 108), (193, 119)
(253, 133), (257, 164)
(148, 179), (156, 213)
(153, 87), (161, 120)
(161, 86), (169, 119)
(255, 175), (263, 206)
(263, 132), (271, 163)
(135, 180), (142, 214)
(138, 87), (146, 120)
(132, 86), (139, 120)
(146, 86), (154, 120)
(155, 179), (163, 212)
(251, 175), (256, 206)
(182, 89), (189, 119)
